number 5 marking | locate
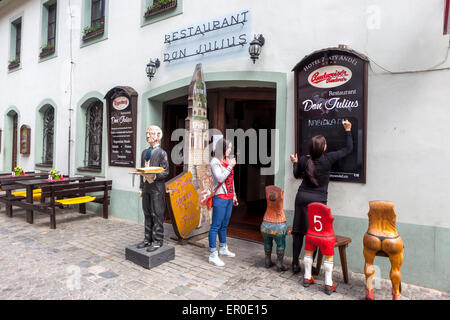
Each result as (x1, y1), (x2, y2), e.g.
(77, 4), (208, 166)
(314, 215), (322, 232)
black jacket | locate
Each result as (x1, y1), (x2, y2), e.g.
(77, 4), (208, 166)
(139, 145), (169, 194)
(293, 131), (353, 196)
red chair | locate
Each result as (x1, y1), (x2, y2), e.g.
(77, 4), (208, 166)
(306, 203), (352, 284)
(305, 203), (337, 257)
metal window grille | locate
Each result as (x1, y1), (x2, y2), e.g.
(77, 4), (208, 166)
(42, 107), (54, 165)
(84, 101), (103, 168)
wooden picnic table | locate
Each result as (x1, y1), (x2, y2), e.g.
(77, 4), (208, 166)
(15, 176), (95, 224)
(0, 173), (50, 216)
(0, 172), (49, 185)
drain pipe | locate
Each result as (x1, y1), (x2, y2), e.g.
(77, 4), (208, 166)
(67, 0), (74, 175)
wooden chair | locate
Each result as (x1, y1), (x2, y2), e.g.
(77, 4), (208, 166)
(287, 226), (352, 284)
(363, 200), (404, 300)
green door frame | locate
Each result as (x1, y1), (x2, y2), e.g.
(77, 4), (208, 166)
(141, 71), (288, 188)
(2, 107), (21, 174)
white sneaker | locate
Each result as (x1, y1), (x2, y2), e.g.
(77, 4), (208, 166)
(209, 251), (225, 267)
(219, 245), (235, 257)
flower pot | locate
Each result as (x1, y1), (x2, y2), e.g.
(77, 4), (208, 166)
(144, 0), (177, 18)
(39, 47), (55, 58)
(82, 25), (105, 41)
(8, 60), (20, 70)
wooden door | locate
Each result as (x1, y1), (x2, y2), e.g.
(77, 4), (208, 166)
(12, 113), (18, 171)
(162, 103), (188, 180)
(210, 88), (277, 242)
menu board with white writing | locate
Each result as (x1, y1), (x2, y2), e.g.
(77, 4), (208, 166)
(293, 48), (368, 183)
(105, 87), (138, 167)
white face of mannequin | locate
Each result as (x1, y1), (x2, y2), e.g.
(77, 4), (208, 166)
(146, 129), (160, 147)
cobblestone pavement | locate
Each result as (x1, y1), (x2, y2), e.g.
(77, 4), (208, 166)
(0, 207), (449, 300)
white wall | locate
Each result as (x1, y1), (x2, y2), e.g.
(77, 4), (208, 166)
(1, 0), (449, 227)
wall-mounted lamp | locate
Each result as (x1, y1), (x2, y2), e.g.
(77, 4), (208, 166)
(146, 58), (160, 82)
(249, 34), (265, 64)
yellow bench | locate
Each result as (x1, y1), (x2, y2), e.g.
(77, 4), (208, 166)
(55, 196), (96, 206)
(12, 188), (42, 200)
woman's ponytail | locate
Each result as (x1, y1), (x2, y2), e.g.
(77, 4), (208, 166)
(305, 135), (326, 187)
(305, 156), (318, 186)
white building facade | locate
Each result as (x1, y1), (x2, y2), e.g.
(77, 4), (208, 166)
(1, 0), (450, 291)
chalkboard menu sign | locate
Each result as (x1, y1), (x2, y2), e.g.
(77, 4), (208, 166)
(292, 47), (368, 183)
(105, 86), (138, 167)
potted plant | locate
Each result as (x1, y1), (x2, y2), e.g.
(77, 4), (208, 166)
(8, 58), (20, 70)
(49, 169), (62, 180)
(82, 21), (105, 41)
(13, 166), (24, 176)
(39, 44), (55, 58)
(144, 0), (177, 18)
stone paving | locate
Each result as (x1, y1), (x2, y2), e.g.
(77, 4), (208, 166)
(0, 207), (449, 300)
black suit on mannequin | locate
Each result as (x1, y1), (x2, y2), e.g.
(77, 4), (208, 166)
(139, 145), (169, 249)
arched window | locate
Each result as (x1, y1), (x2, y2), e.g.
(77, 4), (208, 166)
(85, 100), (103, 168)
(42, 107), (54, 165)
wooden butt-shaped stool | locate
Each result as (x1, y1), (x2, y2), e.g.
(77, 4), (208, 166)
(363, 200), (404, 300)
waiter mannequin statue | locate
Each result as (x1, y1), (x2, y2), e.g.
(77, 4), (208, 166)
(137, 125), (169, 252)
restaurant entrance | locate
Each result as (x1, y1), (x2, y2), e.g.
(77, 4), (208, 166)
(162, 87), (277, 242)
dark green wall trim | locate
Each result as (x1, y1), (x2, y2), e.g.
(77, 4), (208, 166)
(34, 99), (58, 170)
(141, 71), (287, 189)
(1, 106), (21, 174)
(87, 188), (143, 224)
(75, 91), (107, 178)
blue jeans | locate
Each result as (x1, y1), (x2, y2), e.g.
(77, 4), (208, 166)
(208, 196), (233, 251)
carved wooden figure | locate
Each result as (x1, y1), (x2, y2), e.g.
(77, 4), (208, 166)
(303, 203), (337, 295)
(260, 185), (288, 272)
(363, 201), (404, 300)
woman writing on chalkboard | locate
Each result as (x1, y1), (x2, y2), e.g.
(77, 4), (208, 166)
(289, 120), (353, 275)
(208, 138), (239, 267)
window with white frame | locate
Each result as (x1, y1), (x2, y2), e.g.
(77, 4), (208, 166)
(8, 17), (22, 69)
(40, 0), (57, 58)
(82, 0), (106, 42)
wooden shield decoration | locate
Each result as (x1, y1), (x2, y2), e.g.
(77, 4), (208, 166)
(165, 171), (201, 239)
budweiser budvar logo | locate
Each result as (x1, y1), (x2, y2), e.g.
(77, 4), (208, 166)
(112, 96), (129, 110)
(308, 65), (352, 88)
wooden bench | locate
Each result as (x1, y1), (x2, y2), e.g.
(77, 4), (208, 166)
(314, 235), (352, 284)
(12, 180), (112, 229)
(0, 174), (49, 217)
(12, 188), (42, 200)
